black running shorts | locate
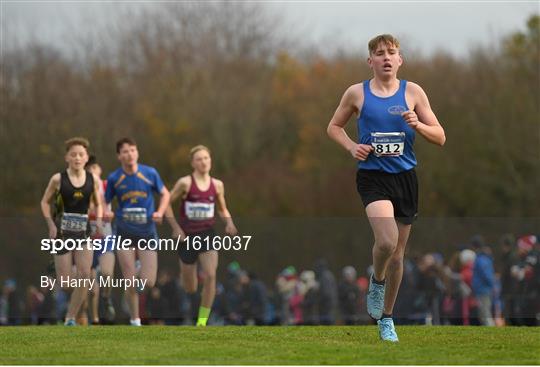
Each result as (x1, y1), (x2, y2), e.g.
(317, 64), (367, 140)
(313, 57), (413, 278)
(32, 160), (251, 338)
(356, 168), (418, 225)
(178, 228), (217, 265)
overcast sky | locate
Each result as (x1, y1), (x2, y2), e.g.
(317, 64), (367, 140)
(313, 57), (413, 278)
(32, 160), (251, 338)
(2, 1), (538, 57)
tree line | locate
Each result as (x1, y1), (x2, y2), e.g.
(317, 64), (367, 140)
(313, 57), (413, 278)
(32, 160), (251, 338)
(1, 4), (538, 218)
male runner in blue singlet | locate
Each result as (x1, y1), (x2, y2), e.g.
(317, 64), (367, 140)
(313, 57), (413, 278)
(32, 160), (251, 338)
(327, 34), (445, 342)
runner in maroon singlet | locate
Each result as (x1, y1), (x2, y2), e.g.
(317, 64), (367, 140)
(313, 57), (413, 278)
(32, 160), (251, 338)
(166, 145), (238, 326)
(179, 174), (217, 236)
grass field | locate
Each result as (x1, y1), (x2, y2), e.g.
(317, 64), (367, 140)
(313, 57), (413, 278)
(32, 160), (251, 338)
(0, 325), (538, 365)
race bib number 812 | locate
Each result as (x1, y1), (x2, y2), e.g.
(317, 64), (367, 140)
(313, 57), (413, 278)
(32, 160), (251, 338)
(371, 132), (405, 157)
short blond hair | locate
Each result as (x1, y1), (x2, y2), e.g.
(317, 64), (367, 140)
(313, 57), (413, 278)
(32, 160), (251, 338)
(189, 145), (211, 161)
(65, 137), (89, 152)
(368, 34), (400, 55)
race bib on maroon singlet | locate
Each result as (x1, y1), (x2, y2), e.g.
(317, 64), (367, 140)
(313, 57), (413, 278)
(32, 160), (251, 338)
(185, 201), (214, 220)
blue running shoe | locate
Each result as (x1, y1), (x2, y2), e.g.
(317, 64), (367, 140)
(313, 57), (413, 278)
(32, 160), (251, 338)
(378, 318), (399, 342)
(367, 275), (385, 319)
(64, 318), (76, 326)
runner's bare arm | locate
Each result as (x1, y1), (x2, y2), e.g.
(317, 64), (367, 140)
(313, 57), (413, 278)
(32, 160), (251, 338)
(153, 185), (171, 224)
(403, 83), (446, 146)
(40, 173), (60, 237)
(165, 178), (187, 234)
(214, 179), (238, 236)
(327, 84), (374, 160)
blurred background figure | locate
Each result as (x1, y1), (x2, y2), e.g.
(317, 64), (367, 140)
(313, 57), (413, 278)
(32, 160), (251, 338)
(338, 266), (360, 325)
(314, 259), (337, 325)
(498, 234), (517, 325)
(1, 279), (23, 326)
(276, 266), (298, 325)
(416, 254), (445, 325)
(299, 270), (318, 325)
(459, 249), (477, 325)
(441, 251), (471, 325)
(472, 242), (496, 326)
(225, 267), (245, 325)
(147, 287), (166, 325)
(356, 276), (370, 325)
(236, 270), (269, 325)
(154, 269), (184, 325)
(37, 279), (56, 325)
(510, 235), (539, 326)
(26, 285), (44, 325)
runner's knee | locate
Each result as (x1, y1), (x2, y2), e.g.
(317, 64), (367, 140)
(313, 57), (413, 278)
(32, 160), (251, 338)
(389, 253), (404, 268)
(57, 277), (73, 292)
(100, 269), (113, 278)
(181, 273), (197, 293)
(120, 264), (136, 279)
(145, 278), (156, 288)
(77, 268), (92, 280)
(203, 270), (216, 284)
(375, 234), (398, 254)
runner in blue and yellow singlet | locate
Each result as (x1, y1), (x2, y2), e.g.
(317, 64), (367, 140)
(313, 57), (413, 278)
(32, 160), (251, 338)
(105, 137), (170, 326)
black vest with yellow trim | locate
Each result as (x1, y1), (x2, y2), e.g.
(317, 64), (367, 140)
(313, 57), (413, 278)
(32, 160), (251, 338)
(56, 170), (94, 215)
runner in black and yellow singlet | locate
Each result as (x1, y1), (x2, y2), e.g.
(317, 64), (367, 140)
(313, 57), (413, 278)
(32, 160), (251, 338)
(40, 137), (103, 326)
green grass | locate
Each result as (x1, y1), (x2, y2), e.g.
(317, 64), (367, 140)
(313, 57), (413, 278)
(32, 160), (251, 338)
(0, 326), (538, 365)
